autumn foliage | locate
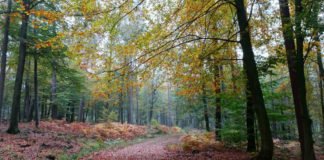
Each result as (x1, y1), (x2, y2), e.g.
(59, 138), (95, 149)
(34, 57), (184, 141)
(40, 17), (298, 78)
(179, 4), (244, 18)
(0, 121), (148, 159)
(41, 120), (147, 140)
(180, 132), (223, 152)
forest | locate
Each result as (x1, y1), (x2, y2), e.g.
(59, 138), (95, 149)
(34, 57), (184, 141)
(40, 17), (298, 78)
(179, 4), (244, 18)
(0, 0), (323, 159)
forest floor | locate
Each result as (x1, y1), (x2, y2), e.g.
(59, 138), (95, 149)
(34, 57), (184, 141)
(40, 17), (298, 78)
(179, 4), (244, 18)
(0, 121), (323, 160)
(81, 134), (251, 160)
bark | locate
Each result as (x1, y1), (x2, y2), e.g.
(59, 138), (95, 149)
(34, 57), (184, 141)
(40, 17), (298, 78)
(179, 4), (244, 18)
(23, 60), (31, 121)
(278, 0), (316, 159)
(246, 84), (256, 152)
(70, 105), (75, 122)
(50, 65), (58, 119)
(28, 100), (34, 122)
(119, 87), (124, 124)
(41, 95), (46, 119)
(202, 83), (210, 131)
(135, 85), (139, 124)
(214, 65), (222, 140)
(235, 0), (273, 159)
(34, 55), (39, 128)
(167, 81), (173, 126)
(79, 96), (85, 122)
(127, 74), (133, 124)
(7, 1), (30, 134)
(0, 0), (12, 121)
(149, 87), (156, 125)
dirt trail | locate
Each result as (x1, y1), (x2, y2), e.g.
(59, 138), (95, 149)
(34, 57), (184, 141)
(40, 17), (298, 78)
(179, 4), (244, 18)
(82, 135), (181, 160)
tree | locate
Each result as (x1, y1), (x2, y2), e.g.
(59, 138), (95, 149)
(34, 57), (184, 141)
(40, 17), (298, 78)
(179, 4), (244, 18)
(246, 83), (256, 152)
(278, 0), (316, 159)
(50, 63), (58, 119)
(34, 54), (39, 128)
(7, 0), (30, 134)
(234, 0), (273, 159)
(0, 0), (12, 122)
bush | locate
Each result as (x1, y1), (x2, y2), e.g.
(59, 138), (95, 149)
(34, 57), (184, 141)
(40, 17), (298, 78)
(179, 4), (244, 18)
(180, 132), (223, 152)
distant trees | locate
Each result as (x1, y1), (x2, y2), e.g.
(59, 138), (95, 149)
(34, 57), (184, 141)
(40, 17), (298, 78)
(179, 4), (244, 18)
(0, 1), (322, 159)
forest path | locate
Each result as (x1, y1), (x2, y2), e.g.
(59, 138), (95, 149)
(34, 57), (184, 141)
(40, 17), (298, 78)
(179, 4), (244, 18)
(81, 134), (181, 160)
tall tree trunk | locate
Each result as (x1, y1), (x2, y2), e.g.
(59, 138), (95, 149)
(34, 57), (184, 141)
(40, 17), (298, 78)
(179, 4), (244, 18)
(23, 60), (31, 121)
(28, 100), (34, 122)
(149, 87), (156, 125)
(167, 81), (173, 126)
(214, 65), (222, 140)
(50, 65), (58, 119)
(41, 98), (44, 119)
(235, 0), (273, 159)
(278, 0), (315, 159)
(119, 87), (124, 124)
(246, 84), (256, 152)
(202, 83), (210, 131)
(7, 0), (30, 134)
(135, 85), (139, 124)
(34, 55), (39, 128)
(0, 0), (12, 122)
(79, 96), (85, 122)
(127, 74), (133, 124)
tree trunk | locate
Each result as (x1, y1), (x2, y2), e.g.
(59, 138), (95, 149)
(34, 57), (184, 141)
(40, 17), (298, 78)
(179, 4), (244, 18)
(50, 65), (58, 119)
(34, 55), (39, 128)
(202, 83), (210, 131)
(28, 100), (34, 122)
(0, 0), (12, 122)
(79, 96), (85, 122)
(235, 0), (273, 159)
(7, 1), (30, 134)
(135, 85), (139, 124)
(167, 81), (173, 126)
(214, 65), (222, 140)
(278, 0), (316, 159)
(149, 87), (156, 125)
(119, 88), (124, 124)
(23, 60), (31, 121)
(127, 75), (133, 124)
(246, 84), (256, 152)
